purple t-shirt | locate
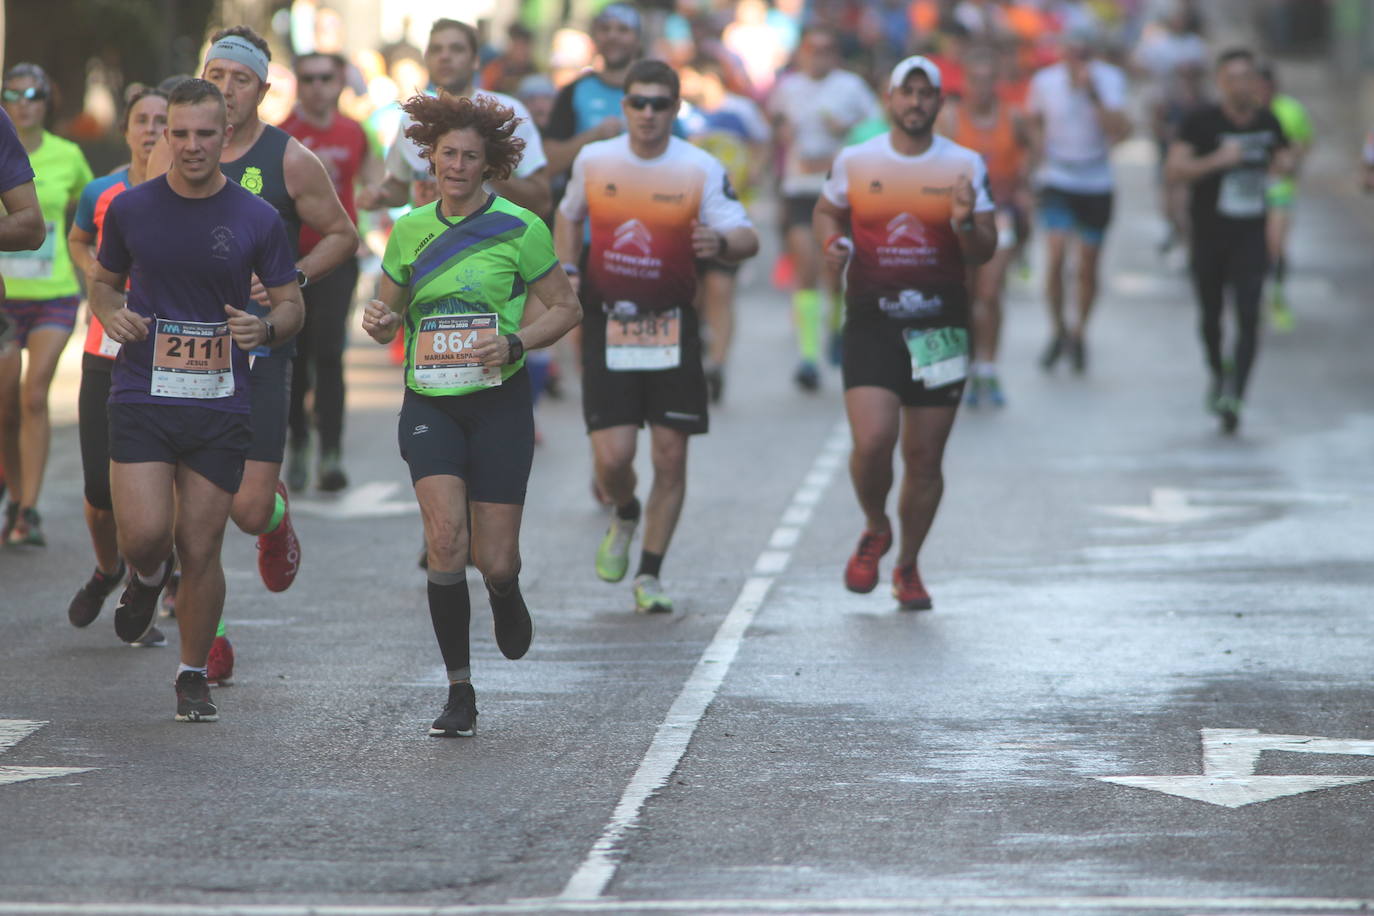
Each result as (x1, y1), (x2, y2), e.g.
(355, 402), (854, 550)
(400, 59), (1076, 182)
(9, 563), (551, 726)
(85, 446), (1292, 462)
(0, 108), (35, 193)
(97, 176), (295, 413)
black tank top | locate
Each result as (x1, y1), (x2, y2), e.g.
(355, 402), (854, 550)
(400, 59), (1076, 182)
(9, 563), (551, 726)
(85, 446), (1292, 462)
(220, 123), (299, 356)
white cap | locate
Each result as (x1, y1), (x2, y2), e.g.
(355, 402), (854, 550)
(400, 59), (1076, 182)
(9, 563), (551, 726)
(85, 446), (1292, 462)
(889, 55), (942, 92)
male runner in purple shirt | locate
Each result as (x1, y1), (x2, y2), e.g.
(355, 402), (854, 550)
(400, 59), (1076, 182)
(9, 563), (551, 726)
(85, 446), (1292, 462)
(89, 79), (303, 723)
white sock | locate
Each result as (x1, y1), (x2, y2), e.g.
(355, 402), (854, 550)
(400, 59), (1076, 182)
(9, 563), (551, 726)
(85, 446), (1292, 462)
(136, 558), (168, 587)
(176, 664), (208, 677)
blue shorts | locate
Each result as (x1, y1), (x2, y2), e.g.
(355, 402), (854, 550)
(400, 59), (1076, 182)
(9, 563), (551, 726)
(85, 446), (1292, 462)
(1038, 187), (1113, 246)
(2, 296), (79, 348)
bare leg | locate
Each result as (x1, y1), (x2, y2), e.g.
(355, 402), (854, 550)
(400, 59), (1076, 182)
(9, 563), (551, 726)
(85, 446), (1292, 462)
(641, 424), (688, 556)
(590, 425), (639, 509)
(844, 386), (901, 533)
(171, 464), (234, 667)
(893, 405), (959, 568)
(1072, 238), (1104, 340)
(0, 344), (22, 502)
(85, 503), (120, 573)
(110, 460), (176, 579)
(230, 459), (282, 535)
(14, 326), (70, 509)
(1043, 230), (1070, 338)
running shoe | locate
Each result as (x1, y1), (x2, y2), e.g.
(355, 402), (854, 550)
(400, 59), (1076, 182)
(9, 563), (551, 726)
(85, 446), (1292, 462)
(286, 439), (309, 493)
(486, 577), (532, 660)
(705, 366), (724, 405)
(429, 682), (477, 737)
(595, 513), (638, 583)
(1039, 334), (1065, 370)
(113, 559), (173, 643)
(964, 376), (983, 408)
(983, 375), (1006, 408)
(633, 575), (674, 614)
(794, 360), (820, 392)
(826, 330), (844, 367)
(68, 561), (127, 628)
(1270, 286), (1294, 333)
(160, 570), (180, 618)
(1068, 337), (1087, 374)
(126, 625), (167, 648)
(1217, 396), (1242, 435)
(207, 635), (234, 686)
(174, 670), (218, 722)
(844, 528), (893, 594)
(892, 563), (933, 611)
(7, 507), (44, 546)
(257, 480), (301, 592)
(317, 449), (348, 492)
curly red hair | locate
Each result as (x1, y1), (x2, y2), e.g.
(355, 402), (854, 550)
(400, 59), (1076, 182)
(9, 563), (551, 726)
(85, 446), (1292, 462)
(402, 92), (526, 182)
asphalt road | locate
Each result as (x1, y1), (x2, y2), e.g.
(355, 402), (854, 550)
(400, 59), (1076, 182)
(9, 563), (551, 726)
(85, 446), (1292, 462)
(2, 129), (1373, 916)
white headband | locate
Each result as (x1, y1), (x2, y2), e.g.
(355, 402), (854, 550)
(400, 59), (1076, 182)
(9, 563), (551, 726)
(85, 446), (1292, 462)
(205, 36), (270, 83)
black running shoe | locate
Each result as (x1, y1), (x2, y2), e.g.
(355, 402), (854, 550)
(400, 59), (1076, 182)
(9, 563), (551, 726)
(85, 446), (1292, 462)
(127, 625), (167, 648)
(1068, 336), (1087, 374)
(114, 560), (173, 643)
(174, 671), (218, 722)
(1039, 334), (1065, 370)
(68, 561), (127, 628)
(487, 577), (532, 660)
(429, 682), (477, 737)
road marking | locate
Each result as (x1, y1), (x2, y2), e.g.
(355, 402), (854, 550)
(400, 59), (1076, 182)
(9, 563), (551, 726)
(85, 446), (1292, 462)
(292, 480), (418, 520)
(3, 895), (1372, 914)
(1097, 728), (1374, 808)
(0, 719), (94, 787)
(560, 422), (850, 901)
(1097, 488), (1240, 525)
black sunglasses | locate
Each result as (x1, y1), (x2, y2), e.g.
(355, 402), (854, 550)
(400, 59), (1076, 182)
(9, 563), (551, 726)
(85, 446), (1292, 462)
(297, 72), (336, 84)
(625, 94), (674, 112)
(3, 87), (48, 103)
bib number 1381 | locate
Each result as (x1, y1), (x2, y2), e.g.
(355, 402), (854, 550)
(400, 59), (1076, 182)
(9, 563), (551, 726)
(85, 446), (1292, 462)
(904, 327), (969, 388)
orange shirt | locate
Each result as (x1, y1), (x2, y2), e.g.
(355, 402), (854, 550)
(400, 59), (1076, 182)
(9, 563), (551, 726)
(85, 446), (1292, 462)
(949, 102), (1025, 204)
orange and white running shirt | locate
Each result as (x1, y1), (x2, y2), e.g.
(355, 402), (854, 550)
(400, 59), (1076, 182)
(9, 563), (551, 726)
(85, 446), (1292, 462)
(821, 132), (993, 321)
(560, 135), (751, 311)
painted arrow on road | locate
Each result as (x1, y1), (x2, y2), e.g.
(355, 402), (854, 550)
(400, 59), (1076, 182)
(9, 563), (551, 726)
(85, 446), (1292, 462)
(1097, 488), (1241, 524)
(1097, 728), (1374, 808)
(0, 719), (94, 787)
(291, 480), (418, 520)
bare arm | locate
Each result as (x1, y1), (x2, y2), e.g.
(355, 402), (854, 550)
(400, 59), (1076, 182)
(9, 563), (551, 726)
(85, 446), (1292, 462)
(552, 210), (584, 274)
(89, 263), (150, 343)
(544, 118), (621, 176)
(950, 174), (997, 267)
(0, 182), (46, 251)
(1165, 137), (1242, 184)
(285, 138), (359, 282)
(68, 224), (96, 279)
(812, 195), (852, 272)
(357, 172), (410, 210)
(472, 266), (582, 368)
(490, 165), (551, 219)
(360, 272), (406, 345)
(691, 222), (759, 264)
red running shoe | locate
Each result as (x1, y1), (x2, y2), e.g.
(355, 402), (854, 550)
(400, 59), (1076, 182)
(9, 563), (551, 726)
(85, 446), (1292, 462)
(844, 528), (893, 594)
(257, 480), (300, 592)
(207, 635), (234, 687)
(892, 563), (932, 611)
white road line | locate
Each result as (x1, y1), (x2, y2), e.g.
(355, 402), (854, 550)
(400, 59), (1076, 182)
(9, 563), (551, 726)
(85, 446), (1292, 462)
(559, 420), (850, 901)
(3, 895), (1371, 914)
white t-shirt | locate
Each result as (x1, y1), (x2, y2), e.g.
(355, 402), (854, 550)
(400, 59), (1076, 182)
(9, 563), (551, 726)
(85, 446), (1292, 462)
(769, 68), (881, 196)
(1026, 60), (1128, 193)
(385, 88), (548, 185)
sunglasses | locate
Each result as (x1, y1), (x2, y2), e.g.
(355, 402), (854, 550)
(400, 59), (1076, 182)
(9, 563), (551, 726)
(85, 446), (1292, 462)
(297, 72), (336, 84)
(626, 94), (674, 112)
(3, 87), (48, 103)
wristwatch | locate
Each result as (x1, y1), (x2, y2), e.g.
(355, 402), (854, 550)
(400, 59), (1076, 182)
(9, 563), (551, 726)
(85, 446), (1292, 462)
(504, 333), (524, 364)
(261, 317), (277, 346)
(295, 267), (309, 288)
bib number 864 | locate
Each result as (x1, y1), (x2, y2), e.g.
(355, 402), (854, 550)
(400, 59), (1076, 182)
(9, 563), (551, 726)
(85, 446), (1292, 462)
(431, 330), (478, 354)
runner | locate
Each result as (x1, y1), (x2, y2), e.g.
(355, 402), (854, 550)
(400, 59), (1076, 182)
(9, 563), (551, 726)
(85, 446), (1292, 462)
(680, 55), (771, 403)
(1025, 26), (1129, 374)
(815, 56), (995, 610)
(940, 51), (1031, 408)
(0, 97), (47, 509)
(88, 78), (302, 722)
(0, 63), (93, 545)
(361, 92), (580, 737)
(1256, 63), (1312, 332)
(358, 17), (549, 216)
(65, 84), (170, 643)
(555, 60), (759, 614)
(1166, 47), (1291, 435)
(281, 52), (375, 493)
(768, 26), (880, 391)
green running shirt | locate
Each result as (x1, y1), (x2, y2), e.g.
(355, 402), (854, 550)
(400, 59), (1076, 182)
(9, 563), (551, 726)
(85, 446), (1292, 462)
(382, 194), (557, 397)
(0, 131), (92, 300)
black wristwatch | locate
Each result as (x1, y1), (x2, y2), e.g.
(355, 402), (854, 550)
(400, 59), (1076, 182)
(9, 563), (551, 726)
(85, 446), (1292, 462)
(295, 267), (309, 288)
(504, 333), (524, 364)
(261, 317), (277, 346)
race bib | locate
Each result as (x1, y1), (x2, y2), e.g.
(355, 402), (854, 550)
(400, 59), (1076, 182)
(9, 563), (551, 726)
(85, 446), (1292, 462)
(412, 313), (501, 390)
(151, 319), (234, 399)
(1218, 168), (1265, 219)
(606, 305), (681, 371)
(97, 328), (121, 358)
(0, 221), (57, 279)
(904, 327), (969, 389)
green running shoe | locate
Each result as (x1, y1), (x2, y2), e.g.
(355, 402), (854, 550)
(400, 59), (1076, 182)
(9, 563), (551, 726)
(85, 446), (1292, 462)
(633, 574), (674, 614)
(595, 513), (637, 582)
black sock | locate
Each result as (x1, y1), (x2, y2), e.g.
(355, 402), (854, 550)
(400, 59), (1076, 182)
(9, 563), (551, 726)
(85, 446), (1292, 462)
(616, 497), (641, 521)
(427, 571), (471, 682)
(636, 550), (663, 579)
(1273, 256), (1287, 284)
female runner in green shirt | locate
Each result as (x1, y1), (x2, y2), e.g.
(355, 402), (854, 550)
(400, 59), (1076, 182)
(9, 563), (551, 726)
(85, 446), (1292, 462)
(362, 92), (580, 737)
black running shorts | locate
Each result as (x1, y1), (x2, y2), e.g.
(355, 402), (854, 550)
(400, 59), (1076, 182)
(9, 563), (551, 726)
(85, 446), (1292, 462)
(782, 193), (820, 231)
(79, 354), (115, 511)
(397, 368), (534, 505)
(108, 402), (251, 494)
(248, 352), (292, 464)
(842, 316), (967, 408)
(580, 307), (709, 436)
